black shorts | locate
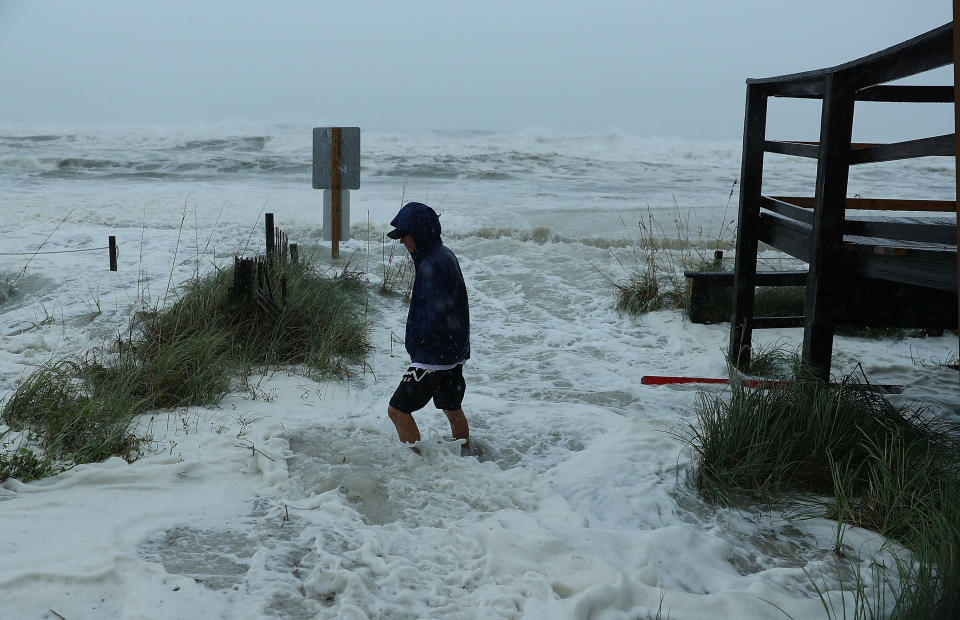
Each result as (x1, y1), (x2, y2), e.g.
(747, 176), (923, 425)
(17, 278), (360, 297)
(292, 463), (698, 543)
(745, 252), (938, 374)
(389, 365), (466, 413)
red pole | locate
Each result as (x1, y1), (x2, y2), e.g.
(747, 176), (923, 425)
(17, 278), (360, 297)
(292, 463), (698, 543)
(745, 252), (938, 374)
(640, 375), (785, 389)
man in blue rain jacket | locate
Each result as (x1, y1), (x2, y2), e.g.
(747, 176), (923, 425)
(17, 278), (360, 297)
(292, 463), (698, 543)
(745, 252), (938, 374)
(385, 202), (471, 451)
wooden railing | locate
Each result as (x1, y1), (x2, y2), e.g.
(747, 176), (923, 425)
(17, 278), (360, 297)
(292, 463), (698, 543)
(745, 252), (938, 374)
(729, 22), (958, 379)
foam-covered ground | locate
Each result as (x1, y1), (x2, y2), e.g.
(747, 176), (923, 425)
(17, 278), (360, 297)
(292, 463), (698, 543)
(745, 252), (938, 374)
(1, 126), (957, 618)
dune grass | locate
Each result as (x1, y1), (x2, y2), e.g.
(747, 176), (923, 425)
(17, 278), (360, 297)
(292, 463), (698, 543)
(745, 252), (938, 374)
(680, 361), (960, 618)
(1, 258), (370, 481)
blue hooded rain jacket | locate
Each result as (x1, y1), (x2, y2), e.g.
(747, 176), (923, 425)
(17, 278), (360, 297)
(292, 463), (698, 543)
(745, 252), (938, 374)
(390, 202), (470, 366)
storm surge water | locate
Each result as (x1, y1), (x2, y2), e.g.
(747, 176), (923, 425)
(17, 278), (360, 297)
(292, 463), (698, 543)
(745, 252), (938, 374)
(0, 123), (957, 618)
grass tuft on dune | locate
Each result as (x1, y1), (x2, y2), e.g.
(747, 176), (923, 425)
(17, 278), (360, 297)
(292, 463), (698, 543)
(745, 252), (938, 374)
(1, 257), (370, 481)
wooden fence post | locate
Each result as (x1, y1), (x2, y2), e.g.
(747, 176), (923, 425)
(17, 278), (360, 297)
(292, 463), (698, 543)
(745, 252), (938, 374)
(265, 213), (275, 257)
(953, 11), (960, 386)
(108, 236), (117, 271)
(290, 243), (299, 264)
(229, 257), (256, 304)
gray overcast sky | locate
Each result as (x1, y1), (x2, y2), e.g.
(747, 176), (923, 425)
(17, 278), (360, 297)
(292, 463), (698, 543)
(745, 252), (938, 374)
(0, 1), (953, 140)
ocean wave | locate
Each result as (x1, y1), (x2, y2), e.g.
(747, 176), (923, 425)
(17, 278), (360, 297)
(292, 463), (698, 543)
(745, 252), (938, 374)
(174, 136), (271, 152)
(0, 157), (45, 172)
(370, 164), (516, 180)
(55, 158), (119, 170)
(0, 134), (67, 145)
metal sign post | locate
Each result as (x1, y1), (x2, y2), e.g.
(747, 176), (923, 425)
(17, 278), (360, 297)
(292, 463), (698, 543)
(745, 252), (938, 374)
(313, 127), (360, 259)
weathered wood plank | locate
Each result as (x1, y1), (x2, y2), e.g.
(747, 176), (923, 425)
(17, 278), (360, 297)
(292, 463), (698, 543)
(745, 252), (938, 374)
(759, 196), (815, 224)
(856, 85), (954, 102)
(758, 210), (957, 257)
(747, 24), (952, 91)
(763, 136), (954, 163)
(684, 270), (808, 287)
(846, 25), (953, 89)
(752, 316), (806, 329)
(832, 277), (958, 326)
(847, 246), (958, 291)
(849, 134), (954, 164)
(843, 219), (957, 244)
(757, 212), (814, 262)
(763, 140), (821, 158)
(771, 196), (957, 212)
(755, 79), (825, 98)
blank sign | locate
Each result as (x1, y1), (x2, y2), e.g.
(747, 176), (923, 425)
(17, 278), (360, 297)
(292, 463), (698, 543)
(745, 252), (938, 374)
(312, 127), (361, 189)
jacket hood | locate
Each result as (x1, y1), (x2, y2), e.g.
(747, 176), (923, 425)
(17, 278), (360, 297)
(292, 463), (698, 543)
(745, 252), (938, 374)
(390, 202), (442, 252)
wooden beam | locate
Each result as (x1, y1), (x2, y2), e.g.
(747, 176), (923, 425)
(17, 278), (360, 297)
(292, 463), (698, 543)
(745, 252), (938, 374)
(846, 244), (958, 291)
(759, 196), (815, 224)
(757, 212), (814, 262)
(954, 6), (960, 377)
(748, 24), (952, 91)
(764, 136), (954, 163)
(764, 140), (821, 158)
(803, 74), (855, 381)
(771, 196), (957, 212)
(847, 24), (953, 89)
(832, 278), (958, 328)
(769, 141), (894, 149)
(752, 316), (806, 329)
(683, 270), (807, 287)
(759, 79), (826, 98)
(843, 218), (957, 244)
(729, 85), (767, 371)
(856, 85), (954, 102)
(760, 205), (957, 248)
(849, 133), (955, 164)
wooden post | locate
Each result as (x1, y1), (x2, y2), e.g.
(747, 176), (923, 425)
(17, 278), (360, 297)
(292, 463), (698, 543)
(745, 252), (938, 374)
(108, 235), (117, 271)
(803, 73), (855, 381)
(713, 250), (723, 269)
(290, 243), (299, 264)
(729, 85), (768, 371)
(265, 213), (275, 257)
(230, 257), (255, 304)
(331, 127), (342, 259)
(954, 7), (960, 385)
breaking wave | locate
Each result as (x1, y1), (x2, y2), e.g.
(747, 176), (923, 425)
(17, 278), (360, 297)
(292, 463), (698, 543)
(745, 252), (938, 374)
(0, 126), (952, 204)
(174, 136), (272, 152)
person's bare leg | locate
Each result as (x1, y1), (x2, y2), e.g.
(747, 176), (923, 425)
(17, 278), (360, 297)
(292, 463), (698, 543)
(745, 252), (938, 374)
(443, 409), (469, 449)
(388, 406), (421, 444)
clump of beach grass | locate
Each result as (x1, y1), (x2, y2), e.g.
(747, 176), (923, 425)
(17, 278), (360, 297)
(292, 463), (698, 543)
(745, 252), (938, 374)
(602, 209), (691, 315)
(0, 437), (55, 483)
(1, 257), (370, 476)
(604, 183), (741, 317)
(680, 358), (960, 617)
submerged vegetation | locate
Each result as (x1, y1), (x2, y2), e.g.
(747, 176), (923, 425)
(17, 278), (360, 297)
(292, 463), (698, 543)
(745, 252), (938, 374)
(1, 258), (370, 482)
(680, 356), (960, 618)
(605, 185), (749, 317)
